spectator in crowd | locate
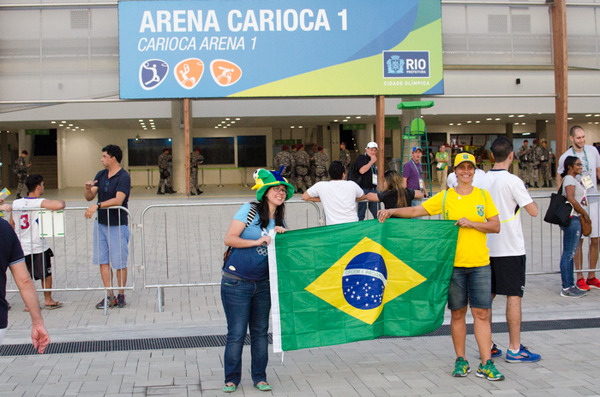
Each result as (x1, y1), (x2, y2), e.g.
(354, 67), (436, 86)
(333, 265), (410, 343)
(302, 161), (365, 225)
(378, 153), (504, 381)
(403, 146), (428, 199)
(10, 174), (65, 310)
(221, 168), (292, 393)
(366, 169), (423, 209)
(478, 136), (541, 362)
(557, 156), (589, 298)
(435, 144), (450, 192)
(556, 125), (600, 291)
(356, 142), (379, 220)
(84, 145), (131, 310)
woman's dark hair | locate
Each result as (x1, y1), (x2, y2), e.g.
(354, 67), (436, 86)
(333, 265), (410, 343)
(253, 186), (285, 228)
(561, 156), (579, 178)
(383, 169), (409, 208)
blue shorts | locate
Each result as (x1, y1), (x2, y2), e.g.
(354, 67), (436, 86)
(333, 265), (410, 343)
(447, 265), (492, 310)
(93, 221), (129, 270)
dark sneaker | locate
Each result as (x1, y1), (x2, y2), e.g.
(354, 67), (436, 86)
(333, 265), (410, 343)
(505, 345), (541, 363)
(561, 286), (587, 298)
(95, 296), (116, 309)
(451, 357), (471, 377)
(476, 359), (505, 381)
(491, 343), (502, 358)
(116, 294), (127, 308)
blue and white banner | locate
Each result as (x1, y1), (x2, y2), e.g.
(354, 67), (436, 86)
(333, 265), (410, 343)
(118, 0), (443, 99)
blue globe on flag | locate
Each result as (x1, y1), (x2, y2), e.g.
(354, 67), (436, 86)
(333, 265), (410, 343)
(342, 252), (387, 310)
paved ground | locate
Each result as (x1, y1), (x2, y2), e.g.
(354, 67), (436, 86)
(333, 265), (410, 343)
(1, 185), (600, 396)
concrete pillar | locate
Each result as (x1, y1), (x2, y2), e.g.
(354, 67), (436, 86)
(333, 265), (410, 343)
(329, 123), (340, 161)
(0, 131), (8, 188)
(171, 100), (190, 193)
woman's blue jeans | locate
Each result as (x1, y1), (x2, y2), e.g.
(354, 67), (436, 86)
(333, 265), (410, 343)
(221, 276), (271, 386)
(560, 216), (581, 289)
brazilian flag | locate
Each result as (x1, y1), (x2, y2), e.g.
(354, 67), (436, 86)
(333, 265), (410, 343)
(268, 218), (458, 353)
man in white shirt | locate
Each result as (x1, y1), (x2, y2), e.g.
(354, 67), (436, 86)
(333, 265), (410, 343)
(556, 126), (600, 291)
(10, 174), (66, 310)
(302, 161), (365, 225)
(478, 137), (540, 363)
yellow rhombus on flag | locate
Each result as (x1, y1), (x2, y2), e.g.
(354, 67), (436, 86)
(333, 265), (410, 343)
(305, 237), (427, 325)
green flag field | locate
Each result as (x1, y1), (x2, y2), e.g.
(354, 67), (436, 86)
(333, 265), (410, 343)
(268, 218), (459, 353)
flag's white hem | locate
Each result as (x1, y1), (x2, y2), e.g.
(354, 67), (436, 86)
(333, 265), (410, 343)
(268, 234), (283, 353)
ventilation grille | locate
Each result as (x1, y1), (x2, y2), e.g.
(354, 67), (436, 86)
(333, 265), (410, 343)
(71, 10), (90, 29)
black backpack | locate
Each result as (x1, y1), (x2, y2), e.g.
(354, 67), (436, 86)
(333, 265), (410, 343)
(345, 159), (362, 184)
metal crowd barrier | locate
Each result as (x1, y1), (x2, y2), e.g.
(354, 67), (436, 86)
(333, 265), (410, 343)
(139, 200), (322, 312)
(5, 206), (135, 315)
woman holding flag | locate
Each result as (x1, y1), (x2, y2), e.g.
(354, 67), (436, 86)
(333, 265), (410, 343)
(221, 168), (294, 393)
(377, 153), (504, 381)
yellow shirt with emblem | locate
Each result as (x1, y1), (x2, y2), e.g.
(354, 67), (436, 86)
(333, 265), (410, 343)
(422, 188), (498, 268)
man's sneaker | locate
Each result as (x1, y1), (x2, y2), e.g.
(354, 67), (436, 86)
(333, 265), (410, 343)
(451, 357), (471, 377)
(576, 278), (591, 291)
(560, 286), (587, 298)
(505, 345), (541, 363)
(116, 294), (127, 308)
(491, 343), (502, 358)
(95, 296), (116, 309)
(476, 359), (505, 381)
(586, 277), (600, 289)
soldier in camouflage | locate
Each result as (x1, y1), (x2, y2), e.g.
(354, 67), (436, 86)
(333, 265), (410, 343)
(339, 142), (351, 171)
(529, 139), (542, 188)
(539, 138), (553, 187)
(273, 145), (295, 183)
(313, 146), (329, 183)
(14, 150), (31, 199)
(189, 147), (204, 195)
(157, 148), (176, 194)
(516, 140), (532, 187)
(292, 144), (311, 193)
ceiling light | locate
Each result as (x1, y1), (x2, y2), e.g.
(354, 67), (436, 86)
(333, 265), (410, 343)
(475, 121), (481, 124)
(291, 126), (295, 129)
(59, 124), (64, 127)
(486, 118), (492, 121)
(333, 120), (338, 122)
(494, 118), (501, 121)
(235, 118), (241, 121)
(595, 114), (600, 117)
(356, 116), (361, 119)
(514, 122), (519, 125)
(231, 121), (236, 124)
(299, 126), (303, 128)
(81, 129), (85, 131)
(61, 121), (66, 123)
(467, 121), (472, 124)
(508, 115), (515, 118)
(149, 119), (154, 122)
(449, 123), (454, 126)
(586, 114), (592, 117)
(521, 123), (526, 125)
(51, 121), (56, 124)
(595, 122), (600, 125)
(457, 123), (462, 126)
(567, 117), (573, 120)
(225, 117), (230, 120)
(517, 115), (525, 118)
(138, 119), (143, 122)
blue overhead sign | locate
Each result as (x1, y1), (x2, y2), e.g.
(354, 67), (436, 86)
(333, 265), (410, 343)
(118, 0), (444, 99)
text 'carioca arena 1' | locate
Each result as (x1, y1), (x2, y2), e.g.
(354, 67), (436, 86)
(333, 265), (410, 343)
(139, 9), (349, 33)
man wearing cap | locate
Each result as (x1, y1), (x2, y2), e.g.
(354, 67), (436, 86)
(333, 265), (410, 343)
(516, 140), (532, 187)
(356, 142), (379, 220)
(403, 146), (428, 199)
(302, 161), (365, 225)
(539, 139), (553, 187)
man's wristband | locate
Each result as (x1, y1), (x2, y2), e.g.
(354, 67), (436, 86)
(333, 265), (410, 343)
(97, 201), (101, 208)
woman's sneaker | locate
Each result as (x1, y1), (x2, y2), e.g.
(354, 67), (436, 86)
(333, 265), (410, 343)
(586, 277), (600, 289)
(560, 286), (587, 298)
(451, 357), (471, 377)
(95, 296), (116, 309)
(576, 278), (591, 291)
(505, 345), (541, 363)
(476, 359), (505, 381)
(491, 343), (502, 358)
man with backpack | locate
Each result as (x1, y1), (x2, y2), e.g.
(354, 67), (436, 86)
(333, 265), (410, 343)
(354, 142), (379, 221)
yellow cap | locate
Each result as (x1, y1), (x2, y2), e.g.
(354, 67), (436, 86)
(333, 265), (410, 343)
(454, 152), (476, 168)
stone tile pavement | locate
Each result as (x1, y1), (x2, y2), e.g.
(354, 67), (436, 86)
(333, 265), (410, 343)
(0, 186), (599, 396)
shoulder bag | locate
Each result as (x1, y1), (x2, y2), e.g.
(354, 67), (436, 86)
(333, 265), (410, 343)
(223, 203), (258, 265)
(543, 183), (572, 227)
